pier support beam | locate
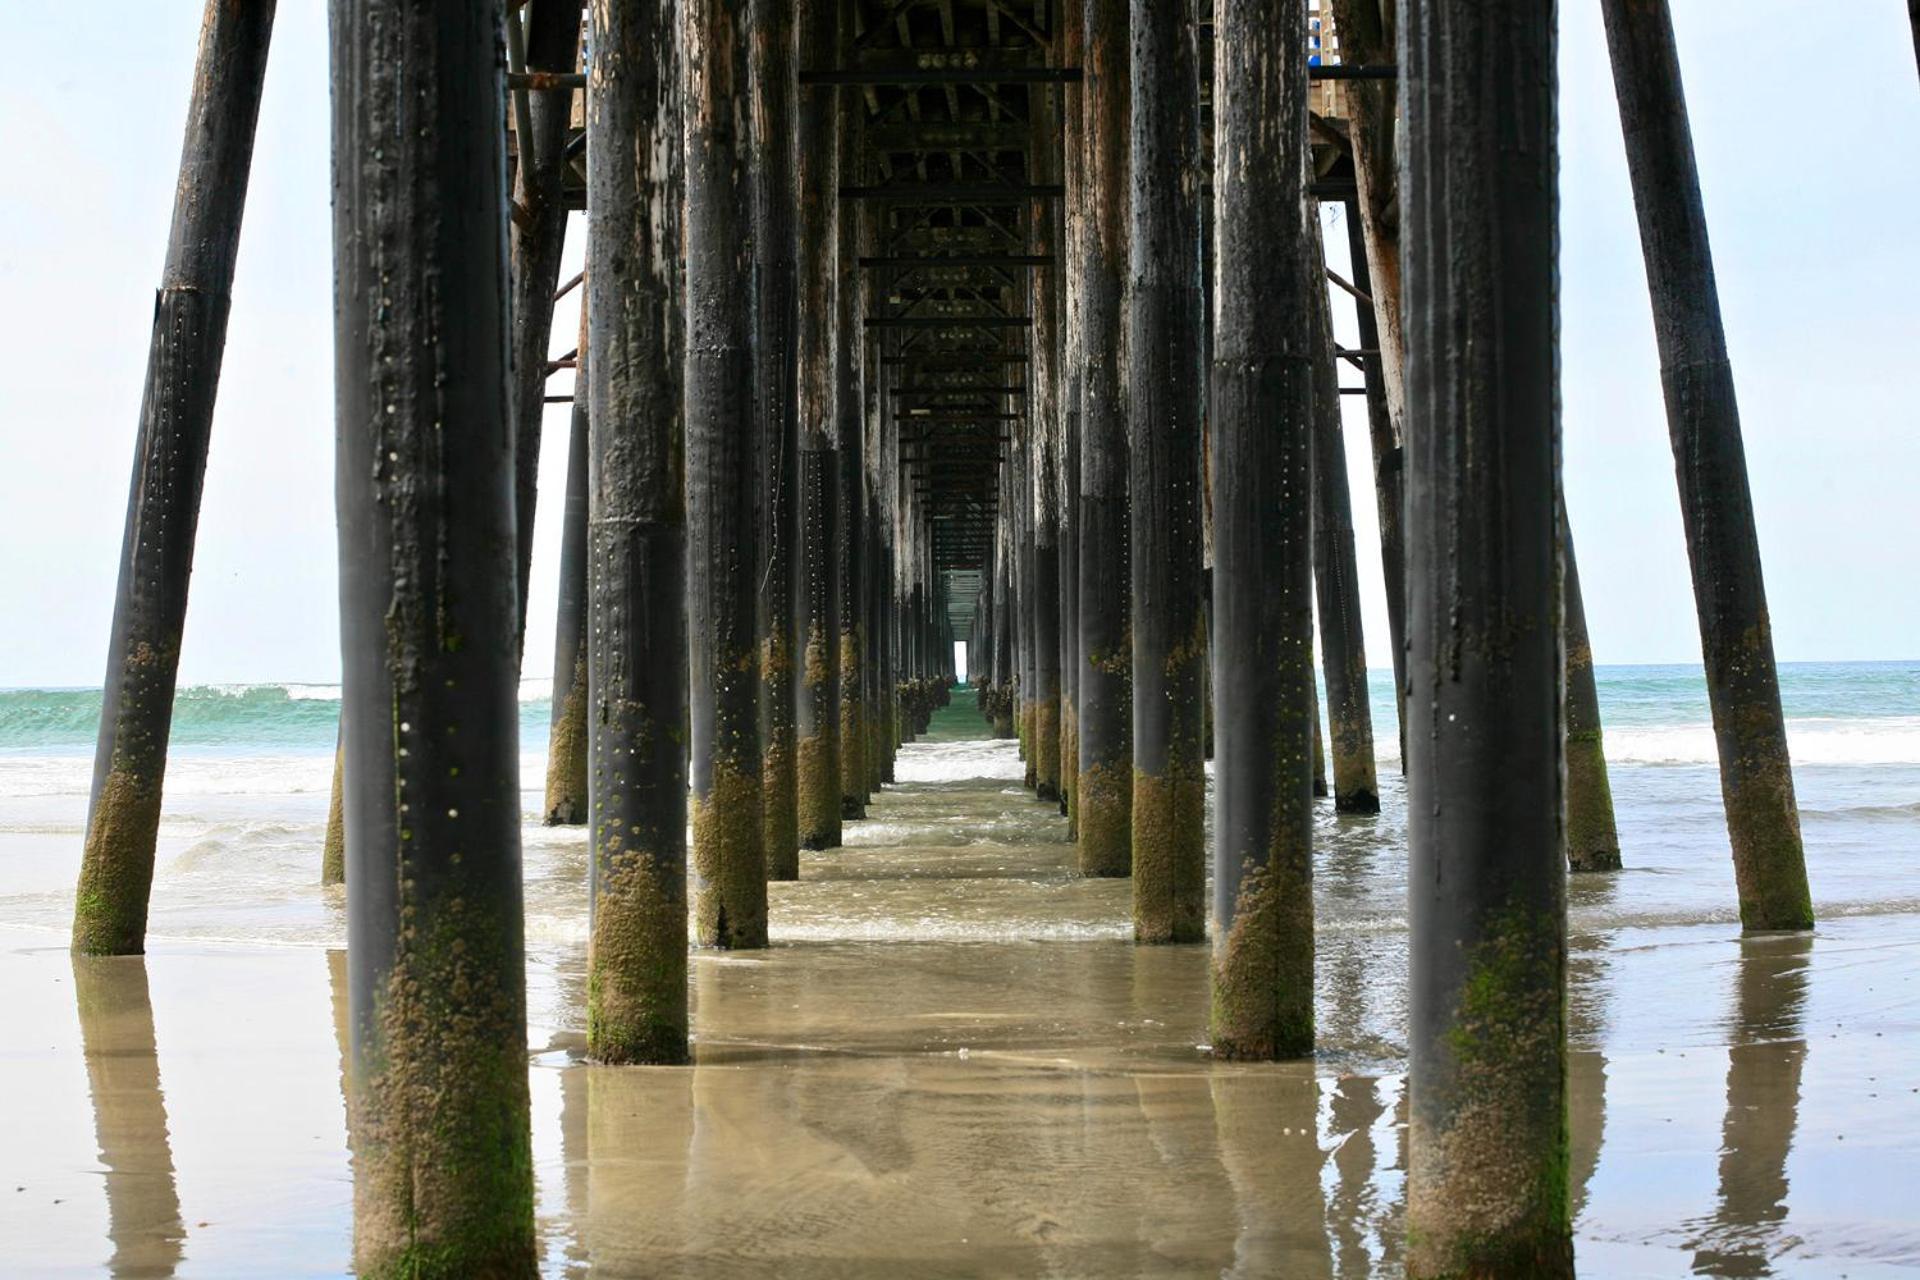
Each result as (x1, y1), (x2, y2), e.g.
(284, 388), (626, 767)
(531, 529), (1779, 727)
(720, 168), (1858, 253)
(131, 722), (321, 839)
(1127, 0), (1206, 944)
(544, 313), (591, 826)
(508, 0), (585, 645)
(1341, 203), (1407, 744)
(794, 0), (842, 852)
(586, 0), (689, 1063)
(1564, 518), (1622, 871)
(1308, 216), (1380, 815)
(753, 0), (800, 880)
(1075, 0), (1133, 880)
(1402, 0), (1571, 1273)
(687, 0), (767, 949)
(1209, 0), (1316, 1060)
(329, 2), (534, 1270)
(836, 185), (869, 824)
(72, 0), (275, 956)
(1602, 0), (1812, 932)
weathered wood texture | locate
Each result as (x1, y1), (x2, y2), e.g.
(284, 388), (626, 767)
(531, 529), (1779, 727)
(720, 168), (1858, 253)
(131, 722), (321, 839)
(329, 2), (535, 1270)
(1127, 0), (1207, 944)
(1402, 0), (1572, 1273)
(1075, 0), (1133, 880)
(74, 0), (276, 956)
(1601, 0), (1812, 932)
(1209, 0), (1317, 1061)
(585, 0), (690, 1063)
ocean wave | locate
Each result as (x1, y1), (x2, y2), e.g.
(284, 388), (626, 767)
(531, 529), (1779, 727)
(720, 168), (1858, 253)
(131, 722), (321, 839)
(1604, 716), (1920, 767)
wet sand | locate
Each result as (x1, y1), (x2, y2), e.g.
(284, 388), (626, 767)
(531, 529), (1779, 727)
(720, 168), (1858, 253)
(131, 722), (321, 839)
(4, 693), (1920, 1276)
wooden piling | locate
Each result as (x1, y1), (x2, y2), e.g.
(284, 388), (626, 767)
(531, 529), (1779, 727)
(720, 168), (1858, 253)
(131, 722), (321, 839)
(1341, 202), (1407, 742)
(72, 0), (276, 957)
(1564, 518), (1623, 872)
(544, 310), (591, 826)
(1402, 0), (1571, 1272)
(687, 0), (768, 950)
(1127, 0), (1206, 944)
(752, 0), (801, 880)
(1076, 0), (1133, 880)
(329, 2), (534, 1269)
(508, 1), (585, 645)
(793, 0), (843, 851)
(585, 0), (689, 1064)
(1059, 0), (1085, 826)
(1029, 70), (1065, 807)
(837, 180), (869, 824)
(1209, 0), (1317, 1060)
(1307, 215), (1380, 814)
(1601, 0), (1812, 932)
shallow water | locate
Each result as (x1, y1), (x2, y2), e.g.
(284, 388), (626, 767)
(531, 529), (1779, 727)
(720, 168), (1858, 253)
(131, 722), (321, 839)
(2, 680), (1919, 1276)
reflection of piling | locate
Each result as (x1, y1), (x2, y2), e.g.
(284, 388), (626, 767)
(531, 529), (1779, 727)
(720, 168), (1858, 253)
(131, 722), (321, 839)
(793, 0), (843, 853)
(72, 0), (276, 957)
(1691, 934), (1810, 1275)
(687, 0), (768, 951)
(1126, 0), (1206, 946)
(1563, 519), (1622, 871)
(1307, 214), (1380, 815)
(73, 955), (186, 1278)
(329, 3), (534, 1269)
(1075, 0), (1133, 882)
(1401, 2), (1571, 1274)
(752, 0), (801, 881)
(584, 0), (689, 1067)
(1211, 1071), (1335, 1279)
(1601, 0), (1812, 932)
(1207, 0), (1317, 1060)
(545, 310), (592, 827)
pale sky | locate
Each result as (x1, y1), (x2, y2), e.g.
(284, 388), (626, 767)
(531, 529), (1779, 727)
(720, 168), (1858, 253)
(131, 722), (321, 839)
(1, 3), (1915, 690)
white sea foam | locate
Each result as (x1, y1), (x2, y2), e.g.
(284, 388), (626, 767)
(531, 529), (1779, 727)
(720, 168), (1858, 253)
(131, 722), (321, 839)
(281, 683), (344, 701)
(891, 739), (1027, 784)
(1604, 716), (1920, 767)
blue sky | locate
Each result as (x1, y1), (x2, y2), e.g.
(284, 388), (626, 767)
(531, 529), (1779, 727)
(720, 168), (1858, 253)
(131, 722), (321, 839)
(0, 2), (1915, 688)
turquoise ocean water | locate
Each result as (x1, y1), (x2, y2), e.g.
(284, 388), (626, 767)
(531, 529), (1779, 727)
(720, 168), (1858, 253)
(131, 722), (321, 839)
(4, 661), (1917, 766)
(0, 662), (1915, 944)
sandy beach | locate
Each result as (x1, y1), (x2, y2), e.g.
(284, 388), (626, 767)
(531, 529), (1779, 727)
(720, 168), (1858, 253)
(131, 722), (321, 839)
(4, 683), (1919, 1276)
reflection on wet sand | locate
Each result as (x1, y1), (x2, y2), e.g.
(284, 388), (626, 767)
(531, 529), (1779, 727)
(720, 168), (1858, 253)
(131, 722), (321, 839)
(1688, 933), (1812, 1277)
(550, 1050), (1366, 1276)
(71, 954), (184, 1279)
(1567, 933), (1613, 1226)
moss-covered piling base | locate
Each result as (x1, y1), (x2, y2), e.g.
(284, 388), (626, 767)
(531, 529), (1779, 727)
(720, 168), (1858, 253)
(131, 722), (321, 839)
(1131, 766), (1205, 944)
(1407, 903), (1572, 1279)
(322, 746), (346, 886)
(1076, 759), (1131, 878)
(1033, 697), (1061, 802)
(353, 920), (537, 1279)
(1210, 864), (1314, 1060)
(588, 852), (689, 1065)
(1725, 745), (1814, 932)
(764, 728), (799, 881)
(71, 769), (163, 956)
(544, 655), (590, 826)
(692, 760), (767, 949)
(1566, 731), (1621, 873)
(796, 730), (842, 851)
